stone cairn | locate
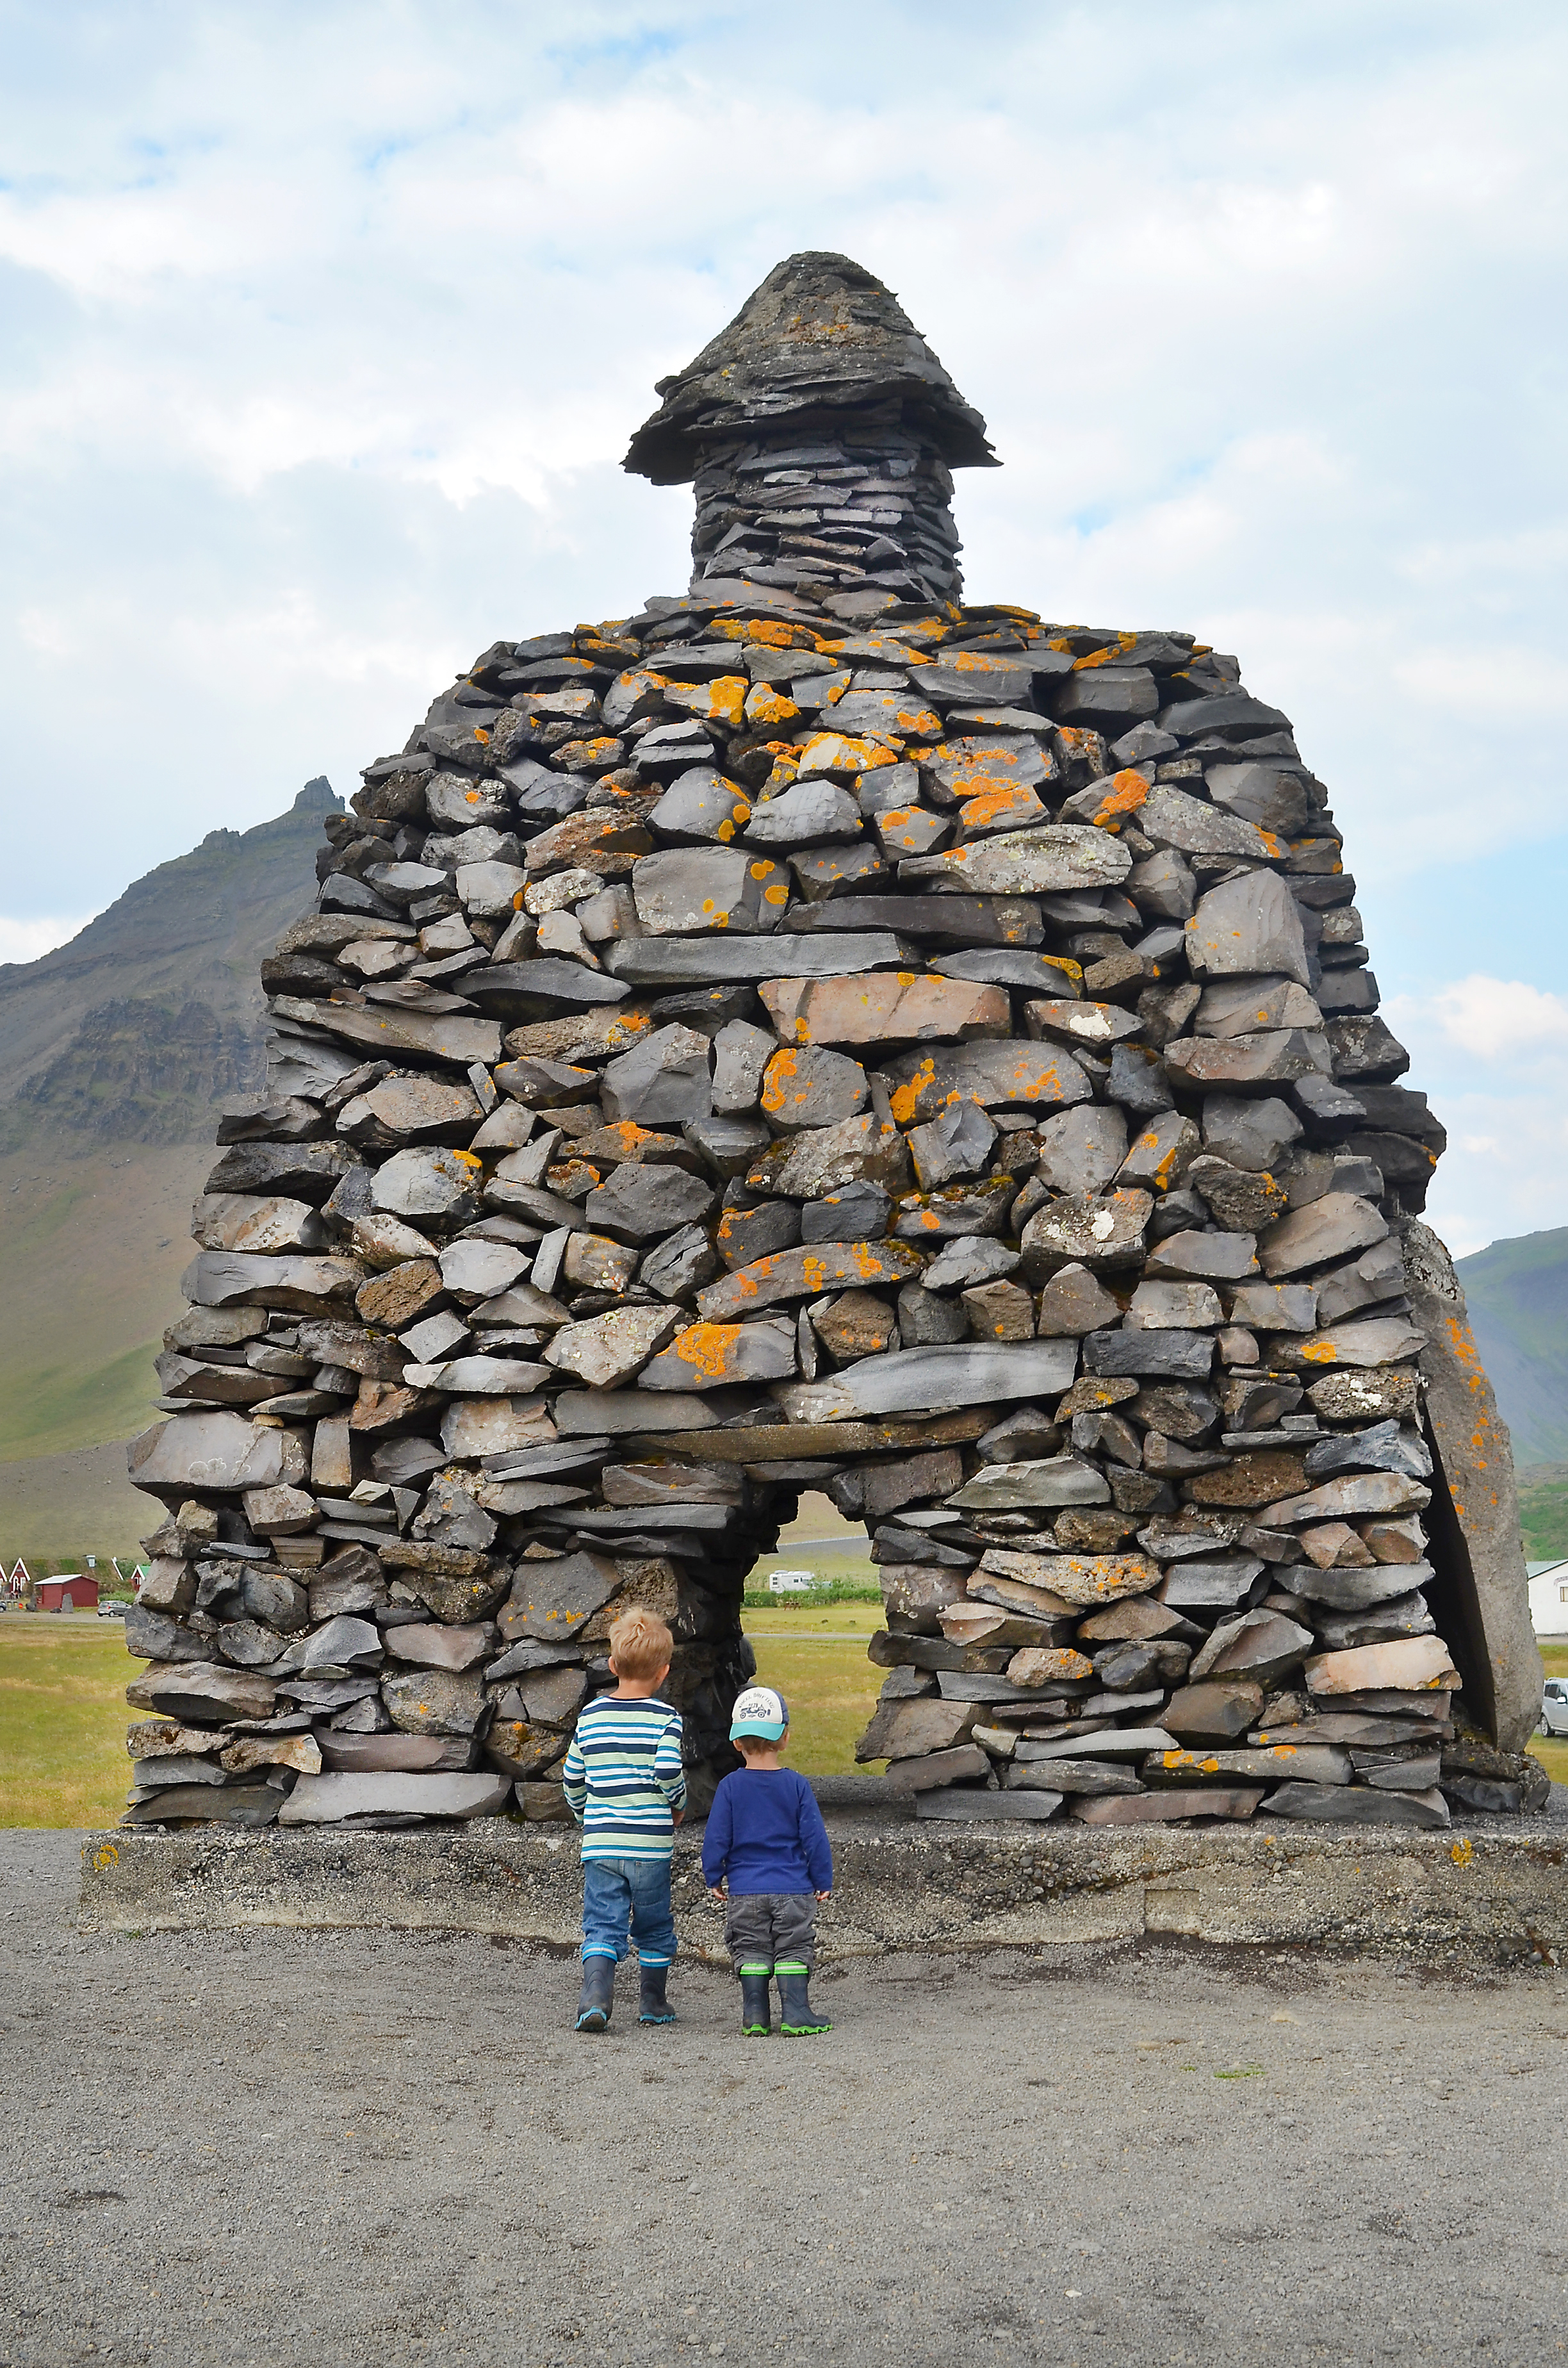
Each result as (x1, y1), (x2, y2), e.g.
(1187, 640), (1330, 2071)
(122, 252), (1546, 1837)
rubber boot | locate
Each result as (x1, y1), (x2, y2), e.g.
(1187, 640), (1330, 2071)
(638, 1962), (676, 2025)
(776, 1962), (830, 2036)
(739, 1964), (773, 2037)
(575, 1955), (616, 2033)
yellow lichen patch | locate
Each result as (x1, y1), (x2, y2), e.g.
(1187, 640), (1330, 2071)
(764, 885), (788, 905)
(746, 687), (801, 732)
(1451, 1838), (1474, 1866)
(958, 782), (1041, 831)
(1072, 634), (1138, 671)
(890, 1058), (937, 1127)
(799, 732), (899, 776)
(1257, 830), (1286, 860)
(1091, 769), (1152, 827)
(705, 677), (748, 727)
(760, 1050), (801, 1116)
(602, 1121), (655, 1155)
(669, 1323), (746, 1381)
(749, 860), (778, 882)
(1300, 1340), (1339, 1363)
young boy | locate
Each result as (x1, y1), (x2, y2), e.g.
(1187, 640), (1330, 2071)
(702, 1684), (833, 2037)
(561, 1606), (686, 2034)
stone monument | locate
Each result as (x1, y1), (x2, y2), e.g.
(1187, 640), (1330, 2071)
(121, 252), (1545, 1834)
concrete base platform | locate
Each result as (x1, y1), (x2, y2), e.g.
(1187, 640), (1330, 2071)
(79, 1782), (1568, 1966)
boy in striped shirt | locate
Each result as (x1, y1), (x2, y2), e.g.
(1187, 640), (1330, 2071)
(563, 1606), (687, 2034)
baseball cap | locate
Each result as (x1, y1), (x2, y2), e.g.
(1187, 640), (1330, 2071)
(730, 1684), (788, 1742)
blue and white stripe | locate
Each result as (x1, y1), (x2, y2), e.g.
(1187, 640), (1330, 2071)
(562, 1693), (687, 1862)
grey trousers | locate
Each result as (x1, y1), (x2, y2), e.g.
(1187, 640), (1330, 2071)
(723, 1892), (819, 1972)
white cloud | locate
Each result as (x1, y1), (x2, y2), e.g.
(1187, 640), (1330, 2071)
(2, 0), (1567, 1341)
(1395, 976), (1568, 1061)
(0, 917), (94, 967)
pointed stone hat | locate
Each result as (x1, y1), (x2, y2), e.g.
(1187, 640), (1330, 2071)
(623, 249), (997, 483)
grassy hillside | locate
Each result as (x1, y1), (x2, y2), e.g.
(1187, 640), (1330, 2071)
(1456, 1229), (1568, 1467)
(0, 785), (333, 1559)
(1515, 1465), (1568, 1561)
(0, 1137), (209, 1466)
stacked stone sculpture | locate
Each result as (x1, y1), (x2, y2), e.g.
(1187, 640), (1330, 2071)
(121, 252), (1545, 1835)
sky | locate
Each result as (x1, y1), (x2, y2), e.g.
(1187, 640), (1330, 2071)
(1, 0), (1565, 1256)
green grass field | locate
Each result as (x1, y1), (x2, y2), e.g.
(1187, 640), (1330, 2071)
(740, 1600), (885, 1773)
(0, 1615), (144, 1828)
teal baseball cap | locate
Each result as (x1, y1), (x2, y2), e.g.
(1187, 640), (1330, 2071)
(730, 1684), (788, 1742)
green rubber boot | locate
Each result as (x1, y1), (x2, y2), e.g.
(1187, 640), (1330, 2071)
(776, 1963), (830, 2036)
(739, 1963), (773, 2037)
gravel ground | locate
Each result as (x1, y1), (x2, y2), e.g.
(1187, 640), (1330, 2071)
(3, 1828), (1567, 2368)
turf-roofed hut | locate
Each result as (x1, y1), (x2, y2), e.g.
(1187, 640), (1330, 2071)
(122, 251), (1546, 1835)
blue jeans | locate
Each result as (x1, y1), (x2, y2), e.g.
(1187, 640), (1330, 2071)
(581, 1857), (678, 1968)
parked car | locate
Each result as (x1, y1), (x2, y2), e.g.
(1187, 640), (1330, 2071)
(96, 1600), (128, 1618)
(1542, 1680), (1568, 1738)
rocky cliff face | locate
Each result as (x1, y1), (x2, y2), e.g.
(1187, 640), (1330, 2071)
(0, 780), (340, 1147)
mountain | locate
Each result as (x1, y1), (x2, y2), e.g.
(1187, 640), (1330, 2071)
(0, 778), (340, 1144)
(1455, 1229), (1568, 1469)
(0, 783), (337, 1558)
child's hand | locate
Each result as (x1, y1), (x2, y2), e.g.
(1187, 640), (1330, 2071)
(671, 1810), (684, 1826)
(815, 1889), (831, 1902)
(707, 1884), (726, 1903)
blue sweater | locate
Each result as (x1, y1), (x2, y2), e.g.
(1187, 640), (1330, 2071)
(701, 1768), (833, 1896)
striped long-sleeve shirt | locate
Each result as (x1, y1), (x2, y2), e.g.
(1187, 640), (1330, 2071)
(562, 1691), (687, 1862)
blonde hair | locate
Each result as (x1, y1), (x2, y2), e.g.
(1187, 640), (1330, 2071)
(607, 1606), (673, 1680)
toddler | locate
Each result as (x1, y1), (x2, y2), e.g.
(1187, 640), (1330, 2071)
(562, 1606), (685, 2032)
(702, 1685), (833, 2036)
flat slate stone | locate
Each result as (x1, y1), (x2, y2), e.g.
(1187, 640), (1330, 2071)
(606, 933), (909, 985)
(776, 1338), (1077, 1420)
(978, 1547), (1158, 1608)
(915, 1789), (1065, 1821)
(760, 973), (1008, 1046)
(466, 962), (629, 1010)
(788, 896), (1043, 947)
(128, 1412), (306, 1498)
(1068, 1785), (1264, 1824)
(885, 1041), (1094, 1126)
(949, 1455), (1108, 1510)
(279, 1772), (510, 1823)
(318, 1736), (478, 1772)
(698, 1240), (923, 1319)
(269, 994), (502, 1067)
(1305, 1638), (1457, 1695)
(553, 1390), (719, 1435)
(1261, 1780), (1450, 1829)
(901, 824), (1131, 895)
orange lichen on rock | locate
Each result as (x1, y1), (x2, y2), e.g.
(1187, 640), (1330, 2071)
(1090, 769), (1152, 828)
